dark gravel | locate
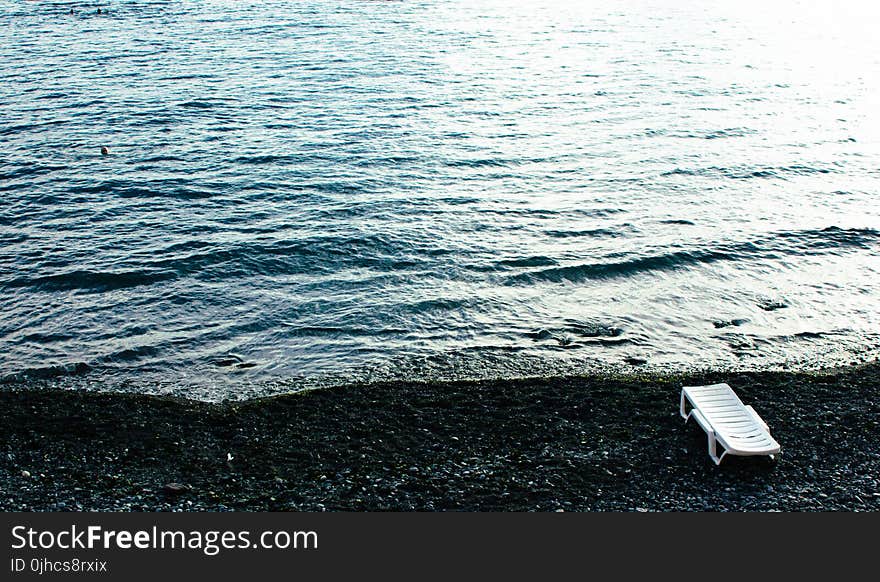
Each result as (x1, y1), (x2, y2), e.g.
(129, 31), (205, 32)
(2, 362), (879, 511)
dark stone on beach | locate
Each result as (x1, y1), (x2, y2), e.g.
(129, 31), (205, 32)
(527, 329), (553, 341)
(623, 356), (647, 365)
(556, 335), (573, 347)
(759, 300), (788, 312)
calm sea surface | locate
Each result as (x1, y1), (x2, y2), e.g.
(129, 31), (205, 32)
(2, 1), (879, 399)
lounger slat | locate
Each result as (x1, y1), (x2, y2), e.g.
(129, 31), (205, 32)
(684, 385), (732, 396)
(726, 431), (764, 439)
(687, 394), (729, 402)
(703, 411), (748, 419)
(728, 439), (772, 448)
(700, 406), (741, 413)
(695, 395), (741, 402)
(699, 404), (741, 412)
(724, 425), (764, 433)
(728, 434), (767, 442)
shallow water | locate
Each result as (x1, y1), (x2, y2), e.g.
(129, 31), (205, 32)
(2, 1), (879, 399)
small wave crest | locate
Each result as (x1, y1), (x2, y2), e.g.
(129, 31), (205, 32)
(661, 164), (836, 180)
(1, 361), (92, 383)
(505, 227), (879, 285)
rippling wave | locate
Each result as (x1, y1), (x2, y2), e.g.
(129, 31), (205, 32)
(504, 228), (880, 285)
(2, 0), (879, 399)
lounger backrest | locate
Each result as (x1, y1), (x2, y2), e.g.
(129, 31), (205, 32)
(683, 383), (747, 419)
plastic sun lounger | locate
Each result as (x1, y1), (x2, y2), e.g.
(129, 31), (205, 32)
(680, 383), (780, 465)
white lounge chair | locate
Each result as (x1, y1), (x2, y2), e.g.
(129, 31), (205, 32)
(680, 383), (780, 465)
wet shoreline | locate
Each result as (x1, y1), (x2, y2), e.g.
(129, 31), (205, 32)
(1, 362), (878, 511)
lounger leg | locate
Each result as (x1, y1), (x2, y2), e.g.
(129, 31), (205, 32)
(707, 431), (725, 465)
(680, 392), (689, 420)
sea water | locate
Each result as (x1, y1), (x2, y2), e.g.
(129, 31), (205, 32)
(2, 0), (879, 399)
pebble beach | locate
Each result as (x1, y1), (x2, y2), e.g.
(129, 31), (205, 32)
(2, 362), (878, 511)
